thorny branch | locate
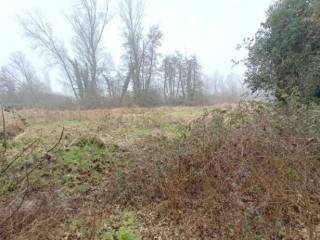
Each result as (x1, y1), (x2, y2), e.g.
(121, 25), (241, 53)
(0, 139), (39, 177)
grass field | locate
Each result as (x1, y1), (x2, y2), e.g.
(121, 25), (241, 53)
(0, 103), (320, 239)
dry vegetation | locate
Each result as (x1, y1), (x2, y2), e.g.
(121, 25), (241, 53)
(0, 103), (320, 239)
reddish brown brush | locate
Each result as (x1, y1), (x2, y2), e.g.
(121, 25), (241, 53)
(104, 103), (320, 239)
(0, 191), (70, 240)
(1, 103), (320, 239)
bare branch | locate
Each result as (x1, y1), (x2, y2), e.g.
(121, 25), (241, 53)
(1, 105), (7, 151)
(0, 139), (39, 177)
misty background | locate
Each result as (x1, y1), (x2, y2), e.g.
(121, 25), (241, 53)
(0, 0), (272, 108)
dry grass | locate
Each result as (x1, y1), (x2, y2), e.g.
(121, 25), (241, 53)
(0, 110), (26, 140)
(0, 191), (70, 240)
(0, 103), (320, 239)
(16, 106), (208, 123)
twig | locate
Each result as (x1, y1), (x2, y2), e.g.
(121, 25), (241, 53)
(1, 105), (7, 151)
(47, 126), (64, 153)
(0, 164), (31, 227)
(0, 186), (29, 227)
(0, 139), (39, 177)
(13, 126), (65, 188)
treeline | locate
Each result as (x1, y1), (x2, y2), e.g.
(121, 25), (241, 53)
(0, 52), (74, 109)
(0, 0), (243, 109)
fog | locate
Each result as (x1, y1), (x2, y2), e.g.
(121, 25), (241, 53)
(0, 0), (273, 108)
(0, 0), (272, 92)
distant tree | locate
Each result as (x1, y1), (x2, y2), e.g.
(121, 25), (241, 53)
(13, 0), (212, 108)
(202, 71), (244, 104)
(185, 55), (202, 102)
(68, 0), (110, 106)
(245, 0), (320, 102)
(162, 52), (203, 105)
(20, 11), (78, 100)
(0, 52), (53, 107)
(119, 0), (163, 106)
(20, 0), (111, 107)
(141, 25), (163, 100)
(0, 67), (17, 105)
(118, 0), (144, 104)
(163, 53), (181, 101)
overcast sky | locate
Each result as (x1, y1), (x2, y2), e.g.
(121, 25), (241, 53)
(0, 0), (273, 92)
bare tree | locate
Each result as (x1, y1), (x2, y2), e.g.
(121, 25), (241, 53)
(68, 0), (110, 105)
(0, 52), (55, 107)
(142, 25), (162, 96)
(0, 68), (17, 105)
(101, 54), (122, 103)
(3, 52), (43, 104)
(119, 0), (145, 104)
(20, 0), (110, 107)
(119, 0), (163, 105)
(20, 11), (78, 99)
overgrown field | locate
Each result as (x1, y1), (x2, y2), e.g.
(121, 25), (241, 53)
(0, 103), (320, 239)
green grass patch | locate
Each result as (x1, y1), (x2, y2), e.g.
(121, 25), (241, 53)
(66, 210), (140, 240)
(54, 143), (112, 195)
